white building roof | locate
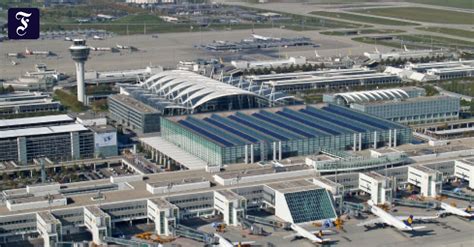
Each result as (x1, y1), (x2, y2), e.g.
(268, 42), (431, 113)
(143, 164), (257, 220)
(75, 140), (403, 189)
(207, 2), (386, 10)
(140, 136), (208, 170)
(141, 70), (264, 110)
(0, 114), (73, 128)
(0, 124), (88, 139)
(334, 88), (409, 104)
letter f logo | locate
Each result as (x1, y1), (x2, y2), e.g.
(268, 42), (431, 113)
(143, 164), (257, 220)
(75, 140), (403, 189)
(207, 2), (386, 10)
(8, 8), (40, 40)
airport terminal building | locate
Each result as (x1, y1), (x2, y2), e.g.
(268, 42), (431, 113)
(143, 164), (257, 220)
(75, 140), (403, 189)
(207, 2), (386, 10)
(109, 70), (295, 133)
(324, 87), (460, 125)
(160, 104), (411, 166)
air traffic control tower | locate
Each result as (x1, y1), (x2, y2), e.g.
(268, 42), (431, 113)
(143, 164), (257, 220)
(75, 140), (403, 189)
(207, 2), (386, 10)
(69, 39), (90, 103)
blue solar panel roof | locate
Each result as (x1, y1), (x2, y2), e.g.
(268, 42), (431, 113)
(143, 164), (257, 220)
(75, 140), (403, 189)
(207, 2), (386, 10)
(175, 105), (405, 147)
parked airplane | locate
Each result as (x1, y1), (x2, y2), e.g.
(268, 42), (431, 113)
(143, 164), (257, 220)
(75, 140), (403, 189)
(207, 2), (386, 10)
(90, 46), (112, 52)
(251, 34), (281, 41)
(358, 200), (438, 231)
(25, 48), (51, 56)
(116, 44), (130, 49)
(283, 223), (332, 244)
(11, 60), (18, 66)
(214, 233), (255, 247)
(93, 35), (104, 40)
(438, 202), (473, 219)
(64, 37), (72, 41)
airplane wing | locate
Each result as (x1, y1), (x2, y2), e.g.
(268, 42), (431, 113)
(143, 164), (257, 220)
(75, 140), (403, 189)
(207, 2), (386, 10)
(357, 217), (385, 227)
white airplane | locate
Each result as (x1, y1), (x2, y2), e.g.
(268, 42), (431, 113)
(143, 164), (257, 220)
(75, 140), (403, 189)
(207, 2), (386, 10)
(10, 60), (18, 66)
(116, 44), (130, 49)
(403, 45), (409, 52)
(90, 46), (112, 52)
(251, 34), (280, 41)
(358, 200), (438, 231)
(64, 37), (72, 41)
(283, 223), (332, 244)
(438, 202), (473, 218)
(214, 233), (255, 247)
(93, 35), (104, 40)
(25, 48), (51, 56)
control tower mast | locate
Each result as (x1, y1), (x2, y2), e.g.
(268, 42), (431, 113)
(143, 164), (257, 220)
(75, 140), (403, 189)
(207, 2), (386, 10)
(69, 39), (90, 103)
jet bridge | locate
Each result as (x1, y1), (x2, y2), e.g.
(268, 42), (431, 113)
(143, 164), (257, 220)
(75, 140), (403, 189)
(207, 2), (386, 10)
(408, 165), (442, 197)
(84, 206), (111, 245)
(36, 211), (62, 247)
(454, 160), (474, 189)
(358, 172), (393, 204)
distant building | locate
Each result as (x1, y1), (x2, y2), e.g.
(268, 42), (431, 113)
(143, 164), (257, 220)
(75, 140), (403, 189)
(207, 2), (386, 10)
(426, 67), (473, 80)
(363, 49), (446, 61)
(126, 0), (174, 3)
(324, 87), (460, 125)
(0, 115), (94, 165)
(0, 92), (62, 116)
(323, 87), (426, 106)
(385, 60), (474, 82)
(84, 66), (162, 84)
(2, 77), (55, 91)
(246, 68), (401, 93)
(1, 64), (63, 91)
(350, 96), (460, 125)
(231, 56), (306, 70)
(405, 60), (474, 73)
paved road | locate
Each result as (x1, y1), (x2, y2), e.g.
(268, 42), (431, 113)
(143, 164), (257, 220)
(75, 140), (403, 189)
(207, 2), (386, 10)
(434, 86), (473, 102)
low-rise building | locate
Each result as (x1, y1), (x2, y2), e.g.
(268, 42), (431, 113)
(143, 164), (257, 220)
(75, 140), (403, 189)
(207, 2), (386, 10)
(0, 92), (62, 116)
(350, 96), (460, 125)
(108, 94), (161, 133)
(231, 56), (306, 70)
(324, 87), (460, 125)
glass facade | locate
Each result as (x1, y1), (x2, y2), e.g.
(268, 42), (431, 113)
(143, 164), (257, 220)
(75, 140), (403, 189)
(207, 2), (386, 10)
(351, 96), (460, 125)
(108, 95), (161, 133)
(284, 189), (337, 223)
(0, 130), (94, 164)
(161, 105), (412, 166)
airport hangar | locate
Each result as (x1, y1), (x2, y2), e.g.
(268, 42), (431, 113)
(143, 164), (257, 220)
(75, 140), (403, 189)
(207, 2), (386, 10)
(141, 103), (412, 168)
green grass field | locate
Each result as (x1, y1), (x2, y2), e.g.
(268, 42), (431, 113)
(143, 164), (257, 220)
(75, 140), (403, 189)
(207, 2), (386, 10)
(310, 11), (418, 26)
(320, 29), (405, 36)
(406, 0), (473, 9)
(239, 6), (365, 29)
(415, 27), (474, 39)
(296, 0), (473, 9)
(354, 7), (473, 24)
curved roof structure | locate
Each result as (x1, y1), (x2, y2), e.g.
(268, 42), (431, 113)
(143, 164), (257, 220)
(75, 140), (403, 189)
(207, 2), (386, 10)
(141, 70), (265, 110)
(334, 88), (410, 105)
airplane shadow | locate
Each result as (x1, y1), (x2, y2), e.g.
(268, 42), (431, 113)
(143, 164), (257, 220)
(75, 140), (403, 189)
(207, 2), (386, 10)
(406, 229), (435, 238)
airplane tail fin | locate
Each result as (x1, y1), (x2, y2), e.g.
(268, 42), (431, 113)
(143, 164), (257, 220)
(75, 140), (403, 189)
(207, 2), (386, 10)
(405, 215), (414, 226)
